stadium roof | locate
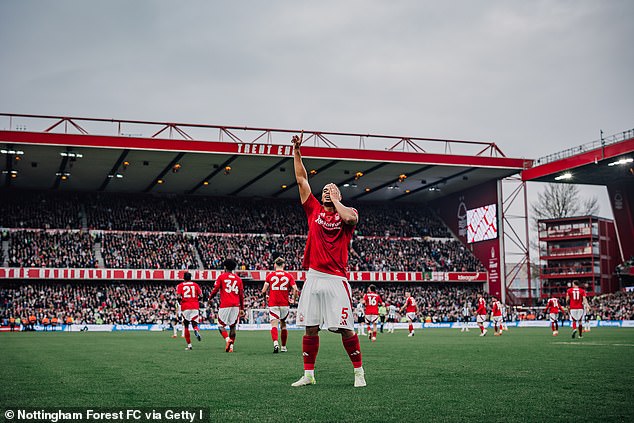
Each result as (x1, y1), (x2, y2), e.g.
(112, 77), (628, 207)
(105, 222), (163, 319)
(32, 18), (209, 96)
(1, 113), (531, 202)
(522, 129), (634, 185)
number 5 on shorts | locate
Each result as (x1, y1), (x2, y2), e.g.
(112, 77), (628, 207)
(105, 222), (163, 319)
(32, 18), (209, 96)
(340, 307), (349, 326)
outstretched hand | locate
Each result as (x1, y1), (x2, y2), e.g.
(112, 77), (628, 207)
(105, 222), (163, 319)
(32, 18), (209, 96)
(292, 131), (303, 149)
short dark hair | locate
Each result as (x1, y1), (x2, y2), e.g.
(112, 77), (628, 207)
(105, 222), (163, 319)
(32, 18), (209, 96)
(183, 272), (192, 281)
(223, 259), (237, 271)
(274, 257), (285, 266)
(368, 284), (376, 292)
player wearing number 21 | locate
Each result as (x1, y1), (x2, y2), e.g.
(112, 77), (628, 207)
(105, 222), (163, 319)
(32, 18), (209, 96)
(290, 132), (366, 388)
(176, 272), (202, 350)
(209, 259), (244, 352)
(262, 257), (300, 353)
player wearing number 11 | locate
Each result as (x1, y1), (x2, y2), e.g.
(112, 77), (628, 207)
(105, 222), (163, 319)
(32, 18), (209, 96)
(210, 259), (244, 352)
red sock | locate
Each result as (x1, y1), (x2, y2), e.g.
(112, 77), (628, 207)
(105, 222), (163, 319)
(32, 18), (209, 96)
(271, 327), (279, 342)
(409, 323), (413, 333)
(373, 330), (377, 338)
(479, 325), (484, 333)
(184, 327), (191, 344)
(572, 321), (577, 329)
(342, 334), (363, 369)
(219, 328), (228, 339)
(302, 335), (319, 371)
(192, 322), (199, 331)
(281, 329), (288, 346)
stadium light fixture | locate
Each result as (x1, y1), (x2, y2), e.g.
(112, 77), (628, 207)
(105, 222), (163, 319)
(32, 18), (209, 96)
(1, 170), (18, 175)
(343, 183), (350, 187)
(60, 152), (83, 158)
(1, 149), (25, 155)
(355, 171), (364, 180)
(203, 181), (209, 186)
(172, 163), (182, 173)
(309, 169), (317, 176)
(365, 187), (371, 192)
(405, 189), (411, 194)
(224, 166), (232, 175)
(554, 173), (572, 181)
(281, 184), (287, 189)
(607, 157), (633, 166)
(398, 173), (407, 183)
(157, 179), (164, 184)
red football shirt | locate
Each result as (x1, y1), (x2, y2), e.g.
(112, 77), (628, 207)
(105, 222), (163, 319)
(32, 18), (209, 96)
(265, 270), (297, 307)
(176, 281), (202, 311)
(301, 194), (357, 278)
(566, 287), (586, 310)
(210, 272), (244, 309)
(492, 300), (502, 317)
(363, 292), (383, 315)
(405, 296), (417, 313)
(476, 297), (487, 315)
(546, 298), (564, 314)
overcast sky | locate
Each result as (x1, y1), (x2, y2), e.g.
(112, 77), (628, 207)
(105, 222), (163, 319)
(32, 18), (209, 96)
(1, 1), (632, 218)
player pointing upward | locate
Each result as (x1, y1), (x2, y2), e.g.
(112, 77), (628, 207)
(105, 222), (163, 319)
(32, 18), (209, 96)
(290, 132), (366, 388)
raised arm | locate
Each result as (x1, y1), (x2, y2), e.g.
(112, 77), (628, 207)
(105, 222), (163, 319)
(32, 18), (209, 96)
(292, 132), (311, 204)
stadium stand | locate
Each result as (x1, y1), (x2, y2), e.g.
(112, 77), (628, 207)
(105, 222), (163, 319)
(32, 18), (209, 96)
(8, 230), (96, 268)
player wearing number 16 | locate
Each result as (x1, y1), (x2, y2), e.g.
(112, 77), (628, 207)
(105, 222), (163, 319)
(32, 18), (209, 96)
(209, 259), (245, 352)
(176, 272), (202, 351)
(262, 257), (300, 353)
(290, 132), (366, 388)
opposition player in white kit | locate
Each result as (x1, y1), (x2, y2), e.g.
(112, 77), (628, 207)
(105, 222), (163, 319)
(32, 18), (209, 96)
(386, 303), (398, 333)
(290, 132), (366, 388)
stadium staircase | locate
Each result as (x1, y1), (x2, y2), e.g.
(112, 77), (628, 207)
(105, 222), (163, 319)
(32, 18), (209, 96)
(1, 240), (8, 267)
(80, 204), (88, 230)
(171, 214), (180, 231)
(193, 247), (205, 270)
(93, 240), (105, 268)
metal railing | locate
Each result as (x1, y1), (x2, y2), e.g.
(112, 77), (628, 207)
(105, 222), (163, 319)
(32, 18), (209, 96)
(0, 112), (509, 157)
(534, 128), (634, 166)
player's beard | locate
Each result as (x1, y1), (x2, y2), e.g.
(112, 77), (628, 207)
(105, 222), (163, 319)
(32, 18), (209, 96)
(323, 201), (334, 208)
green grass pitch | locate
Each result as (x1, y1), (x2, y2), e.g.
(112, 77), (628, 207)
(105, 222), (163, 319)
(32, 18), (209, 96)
(1, 328), (633, 422)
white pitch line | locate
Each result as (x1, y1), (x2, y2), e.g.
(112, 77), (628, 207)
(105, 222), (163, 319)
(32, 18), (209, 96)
(553, 342), (634, 347)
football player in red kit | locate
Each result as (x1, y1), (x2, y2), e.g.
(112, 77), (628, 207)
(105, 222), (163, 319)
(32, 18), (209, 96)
(362, 285), (383, 342)
(491, 297), (504, 336)
(566, 280), (589, 339)
(545, 296), (565, 336)
(290, 132), (366, 388)
(262, 257), (300, 353)
(210, 259), (244, 352)
(399, 291), (418, 337)
(176, 272), (202, 350)
(475, 293), (488, 337)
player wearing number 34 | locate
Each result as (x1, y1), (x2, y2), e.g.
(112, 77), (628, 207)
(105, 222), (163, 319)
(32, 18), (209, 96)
(209, 259), (244, 353)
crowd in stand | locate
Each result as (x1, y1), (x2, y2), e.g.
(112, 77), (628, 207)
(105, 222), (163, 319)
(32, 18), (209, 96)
(0, 190), (82, 229)
(100, 232), (199, 270)
(2, 281), (632, 327)
(85, 194), (176, 232)
(7, 231), (96, 268)
(4, 229), (484, 272)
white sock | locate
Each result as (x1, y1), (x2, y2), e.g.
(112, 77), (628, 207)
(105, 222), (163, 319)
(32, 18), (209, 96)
(304, 370), (315, 378)
(274, 340), (279, 347)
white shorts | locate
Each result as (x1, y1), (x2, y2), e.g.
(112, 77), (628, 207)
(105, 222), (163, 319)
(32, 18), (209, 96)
(406, 312), (417, 322)
(570, 309), (585, 322)
(181, 309), (199, 322)
(218, 307), (240, 327)
(365, 314), (379, 324)
(476, 314), (487, 323)
(269, 306), (290, 321)
(549, 313), (559, 322)
(492, 315), (503, 324)
(296, 269), (354, 331)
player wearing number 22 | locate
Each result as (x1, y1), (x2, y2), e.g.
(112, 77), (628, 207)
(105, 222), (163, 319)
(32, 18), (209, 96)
(290, 132), (366, 388)
(209, 259), (244, 352)
(176, 272), (202, 350)
(262, 256), (300, 353)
